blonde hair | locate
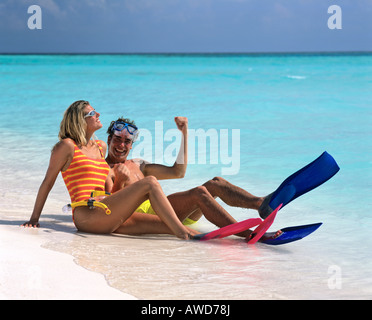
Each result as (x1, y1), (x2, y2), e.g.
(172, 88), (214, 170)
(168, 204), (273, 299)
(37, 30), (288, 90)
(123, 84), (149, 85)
(58, 100), (90, 146)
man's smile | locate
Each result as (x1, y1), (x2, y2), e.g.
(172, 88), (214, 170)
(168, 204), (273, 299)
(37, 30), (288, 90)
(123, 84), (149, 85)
(114, 147), (127, 155)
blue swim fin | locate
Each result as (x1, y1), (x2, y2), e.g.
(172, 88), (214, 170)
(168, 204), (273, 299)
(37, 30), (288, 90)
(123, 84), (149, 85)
(259, 222), (322, 245)
(259, 151), (340, 219)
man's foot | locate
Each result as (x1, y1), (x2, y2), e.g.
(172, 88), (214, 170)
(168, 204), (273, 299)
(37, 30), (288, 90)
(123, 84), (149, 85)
(258, 193), (274, 219)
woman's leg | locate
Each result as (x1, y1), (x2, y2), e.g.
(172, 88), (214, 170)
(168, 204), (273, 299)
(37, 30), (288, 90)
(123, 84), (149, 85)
(113, 212), (200, 236)
(73, 176), (192, 239)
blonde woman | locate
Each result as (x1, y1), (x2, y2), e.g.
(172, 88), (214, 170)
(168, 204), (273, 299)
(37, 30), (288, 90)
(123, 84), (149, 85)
(22, 100), (198, 240)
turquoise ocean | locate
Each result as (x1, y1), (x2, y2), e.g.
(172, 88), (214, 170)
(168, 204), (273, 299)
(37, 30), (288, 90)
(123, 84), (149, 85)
(1, 54), (371, 299)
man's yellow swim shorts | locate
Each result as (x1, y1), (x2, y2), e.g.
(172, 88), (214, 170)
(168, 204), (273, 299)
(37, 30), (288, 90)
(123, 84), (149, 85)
(135, 200), (196, 226)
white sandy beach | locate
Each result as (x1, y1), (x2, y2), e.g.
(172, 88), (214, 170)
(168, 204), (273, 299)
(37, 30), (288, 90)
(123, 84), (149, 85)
(0, 194), (136, 301)
(0, 224), (138, 300)
(0, 224), (136, 300)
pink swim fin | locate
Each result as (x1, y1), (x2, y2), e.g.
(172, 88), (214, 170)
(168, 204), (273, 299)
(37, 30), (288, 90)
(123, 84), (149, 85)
(194, 217), (262, 241)
(246, 203), (283, 244)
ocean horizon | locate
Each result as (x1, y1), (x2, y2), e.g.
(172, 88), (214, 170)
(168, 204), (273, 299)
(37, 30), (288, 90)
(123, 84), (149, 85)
(1, 51), (372, 55)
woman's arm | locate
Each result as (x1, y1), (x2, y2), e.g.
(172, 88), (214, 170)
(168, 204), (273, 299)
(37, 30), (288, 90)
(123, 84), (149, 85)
(22, 140), (74, 227)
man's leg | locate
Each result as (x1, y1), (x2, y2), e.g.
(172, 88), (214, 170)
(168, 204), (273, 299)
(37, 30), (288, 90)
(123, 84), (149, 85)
(167, 186), (252, 237)
(167, 188), (204, 224)
(203, 176), (264, 210)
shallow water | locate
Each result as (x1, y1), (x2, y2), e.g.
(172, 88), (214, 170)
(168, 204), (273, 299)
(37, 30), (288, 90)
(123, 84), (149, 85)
(41, 214), (372, 300)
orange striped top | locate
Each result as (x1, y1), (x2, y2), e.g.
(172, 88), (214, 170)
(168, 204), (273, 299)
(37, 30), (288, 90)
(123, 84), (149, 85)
(61, 140), (110, 204)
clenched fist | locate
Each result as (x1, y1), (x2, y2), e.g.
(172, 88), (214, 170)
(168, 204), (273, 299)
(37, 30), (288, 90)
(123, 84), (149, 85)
(113, 163), (131, 184)
(174, 117), (188, 134)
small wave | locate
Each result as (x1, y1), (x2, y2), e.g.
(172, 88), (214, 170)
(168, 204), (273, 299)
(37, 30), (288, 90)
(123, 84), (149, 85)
(286, 75), (307, 80)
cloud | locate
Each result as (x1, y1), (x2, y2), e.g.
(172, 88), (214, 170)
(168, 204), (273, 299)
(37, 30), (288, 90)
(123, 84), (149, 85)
(15, 0), (65, 17)
(85, 0), (107, 8)
(34, 0), (63, 16)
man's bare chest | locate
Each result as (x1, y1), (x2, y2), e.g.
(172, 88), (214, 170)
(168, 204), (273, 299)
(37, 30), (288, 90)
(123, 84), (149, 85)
(125, 161), (145, 183)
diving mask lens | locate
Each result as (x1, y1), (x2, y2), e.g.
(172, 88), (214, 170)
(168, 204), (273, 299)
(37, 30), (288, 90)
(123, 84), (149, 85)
(112, 122), (138, 135)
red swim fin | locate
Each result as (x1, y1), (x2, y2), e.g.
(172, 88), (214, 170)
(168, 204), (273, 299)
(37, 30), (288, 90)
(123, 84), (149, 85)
(247, 204), (282, 244)
(194, 217), (262, 241)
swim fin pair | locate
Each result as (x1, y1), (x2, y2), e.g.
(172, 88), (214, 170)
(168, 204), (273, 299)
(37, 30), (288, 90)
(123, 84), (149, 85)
(245, 204), (322, 245)
(192, 205), (321, 246)
(193, 152), (339, 245)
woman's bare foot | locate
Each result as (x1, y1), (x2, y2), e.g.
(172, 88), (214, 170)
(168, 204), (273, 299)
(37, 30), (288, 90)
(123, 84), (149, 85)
(259, 230), (283, 241)
(246, 229), (283, 242)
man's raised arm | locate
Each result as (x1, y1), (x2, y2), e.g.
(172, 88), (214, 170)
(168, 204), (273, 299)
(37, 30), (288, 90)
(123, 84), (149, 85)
(141, 117), (188, 180)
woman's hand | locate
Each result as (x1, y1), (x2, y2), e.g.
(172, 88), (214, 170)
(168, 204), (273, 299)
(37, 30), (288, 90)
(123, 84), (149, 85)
(21, 219), (40, 228)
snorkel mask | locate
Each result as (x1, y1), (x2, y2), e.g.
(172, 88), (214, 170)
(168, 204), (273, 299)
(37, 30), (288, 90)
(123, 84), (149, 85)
(112, 121), (139, 142)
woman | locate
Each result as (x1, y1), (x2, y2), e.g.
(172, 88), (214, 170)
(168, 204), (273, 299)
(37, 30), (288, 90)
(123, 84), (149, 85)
(22, 100), (198, 240)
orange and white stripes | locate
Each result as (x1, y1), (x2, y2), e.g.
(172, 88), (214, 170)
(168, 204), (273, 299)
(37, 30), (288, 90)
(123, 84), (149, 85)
(61, 141), (110, 204)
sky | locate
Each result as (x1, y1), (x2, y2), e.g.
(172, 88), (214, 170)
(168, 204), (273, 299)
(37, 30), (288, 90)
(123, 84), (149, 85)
(0, 0), (372, 53)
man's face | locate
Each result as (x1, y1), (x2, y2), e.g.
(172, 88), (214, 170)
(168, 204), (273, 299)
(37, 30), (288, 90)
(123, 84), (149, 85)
(107, 131), (134, 162)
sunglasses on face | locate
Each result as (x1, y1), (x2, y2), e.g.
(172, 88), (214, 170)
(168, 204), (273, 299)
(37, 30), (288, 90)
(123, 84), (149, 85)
(84, 110), (98, 118)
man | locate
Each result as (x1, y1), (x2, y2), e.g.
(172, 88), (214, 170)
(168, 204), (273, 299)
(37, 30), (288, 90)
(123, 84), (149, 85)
(105, 117), (265, 230)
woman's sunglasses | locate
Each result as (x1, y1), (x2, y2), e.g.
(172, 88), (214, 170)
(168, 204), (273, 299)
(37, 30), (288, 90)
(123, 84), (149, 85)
(84, 110), (98, 118)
